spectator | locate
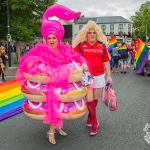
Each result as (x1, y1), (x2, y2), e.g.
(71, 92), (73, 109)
(0, 46), (8, 82)
(118, 42), (128, 74)
(112, 42), (120, 73)
(29, 42), (34, 49)
(127, 44), (133, 67)
(13, 43), (16, 52)
(24, 43), (30, 54)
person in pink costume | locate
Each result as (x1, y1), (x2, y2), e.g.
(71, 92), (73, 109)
(16, 4), (89, 145)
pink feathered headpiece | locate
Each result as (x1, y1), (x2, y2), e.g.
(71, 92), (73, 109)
(41, 4), (81, 41)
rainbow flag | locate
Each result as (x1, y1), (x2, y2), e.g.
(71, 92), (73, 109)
(135, 39), (149, 73)
(118, 45), (127, 54)
(108, 36), (117, 51)
(134, 61), (136, 70)
(0, 80), (25, 121)
(109, 55), (114, 67)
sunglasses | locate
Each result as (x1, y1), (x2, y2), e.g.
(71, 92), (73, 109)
(87, 32), (97, 34)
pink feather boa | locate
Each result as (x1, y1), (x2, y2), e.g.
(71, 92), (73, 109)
(16, 42), (87, 128)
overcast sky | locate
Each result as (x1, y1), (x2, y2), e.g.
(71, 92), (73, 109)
(56, 0), (148, 20)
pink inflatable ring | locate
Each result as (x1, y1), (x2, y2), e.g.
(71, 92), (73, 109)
(23, 99), (87, 120)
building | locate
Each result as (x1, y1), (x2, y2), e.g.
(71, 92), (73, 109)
(58, 19), (73, 45)
(73, 16), (133, 43)
(50, 16), (133, 45)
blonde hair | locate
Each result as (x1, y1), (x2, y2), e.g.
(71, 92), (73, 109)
(73, 20), (108, 48)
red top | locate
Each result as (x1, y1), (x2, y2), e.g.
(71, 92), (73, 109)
(74, 41), (110, 76)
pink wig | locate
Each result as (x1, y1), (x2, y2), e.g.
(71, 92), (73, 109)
(41, 4), (81, 41)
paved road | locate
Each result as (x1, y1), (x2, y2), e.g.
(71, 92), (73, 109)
(1, 64), (150, 150)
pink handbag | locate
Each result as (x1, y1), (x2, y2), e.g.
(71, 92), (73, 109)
(100, 86), (118, 111)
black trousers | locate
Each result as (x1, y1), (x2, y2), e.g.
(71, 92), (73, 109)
(113, 56), (119, 68)
(0, 66), (5, 80)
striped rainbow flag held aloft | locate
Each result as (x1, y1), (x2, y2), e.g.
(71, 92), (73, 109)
(135, 39), (149, 73)
(0, 80), (25, 121)
(108, 35), (117, 51)
(118, 45), (127, 54)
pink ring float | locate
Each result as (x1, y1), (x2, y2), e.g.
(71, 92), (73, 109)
(22, 80), (88, 120)
(23, 99), (87, 121)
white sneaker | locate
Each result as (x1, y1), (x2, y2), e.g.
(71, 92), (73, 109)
(127, 65), (130, 68)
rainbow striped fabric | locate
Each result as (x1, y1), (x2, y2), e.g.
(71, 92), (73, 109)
(118, 45), (127, 54)
(135, 39), (149, 73)
(0, 80), (25, 121)
(110, 55), (114, 67)
(108, 36), (117, 51)
(134, 61), (136, 70)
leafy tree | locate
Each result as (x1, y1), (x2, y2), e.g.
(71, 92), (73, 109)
(0, 0), (56, 62)
(131, 1), (150, 41)
(0, 0), (7, 40)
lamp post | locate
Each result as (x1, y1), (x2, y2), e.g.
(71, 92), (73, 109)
(7, 0), (11, 67)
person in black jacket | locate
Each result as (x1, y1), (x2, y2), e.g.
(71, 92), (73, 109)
(0, 46), (8, 82)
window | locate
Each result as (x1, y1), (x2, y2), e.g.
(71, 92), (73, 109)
(128, 24), (131, 32)
(110, 24), (114, 32)
(118, 24), (123, 32)
(127, 24), (132, 37)
(101, 25), (106, 33)
(79, 25), (83, 30)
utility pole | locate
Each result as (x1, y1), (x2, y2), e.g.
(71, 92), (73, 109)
(7, 0), (11, 67)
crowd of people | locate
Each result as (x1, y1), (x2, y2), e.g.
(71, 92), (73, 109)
(109, 39), (150, 74)
(110, 41), (136, 74)
(1, 3), (150, 146)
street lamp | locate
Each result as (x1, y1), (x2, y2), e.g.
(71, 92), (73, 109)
(7, 0), (11, 67)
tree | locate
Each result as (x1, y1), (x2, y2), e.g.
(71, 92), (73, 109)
(0, 0), (56, 62)
(0, 0), (7, 40)
(131, 1), (150, 41)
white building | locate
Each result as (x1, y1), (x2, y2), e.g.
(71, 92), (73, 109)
(72, 16), (133, 43)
